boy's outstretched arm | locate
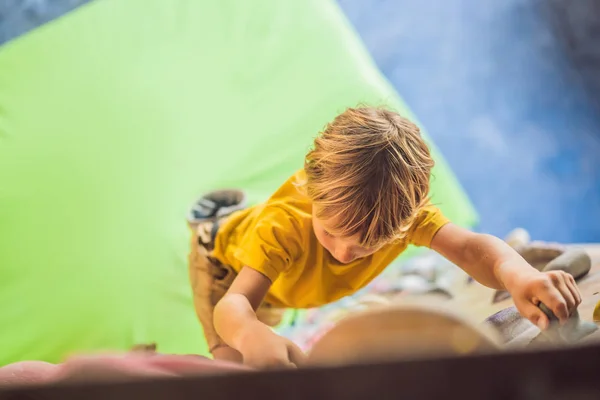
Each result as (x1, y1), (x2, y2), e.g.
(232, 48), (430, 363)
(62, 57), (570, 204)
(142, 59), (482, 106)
(430, 223), (581, 330)
(213, 267), (306, 369)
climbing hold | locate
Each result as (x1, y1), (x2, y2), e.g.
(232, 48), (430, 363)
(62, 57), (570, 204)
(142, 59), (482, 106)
(593, 300), (600, 323)
(504, 228), (531, 248)
(542, 248), (592, 280)
(538, 303), (598, 344)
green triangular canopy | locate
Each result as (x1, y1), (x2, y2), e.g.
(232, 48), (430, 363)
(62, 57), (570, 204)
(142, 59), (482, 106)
(0, 0), (477, 365)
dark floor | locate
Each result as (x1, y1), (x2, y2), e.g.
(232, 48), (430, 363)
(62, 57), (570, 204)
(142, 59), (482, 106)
(1, 0), (599, 243)
(338, 0), (600, 243)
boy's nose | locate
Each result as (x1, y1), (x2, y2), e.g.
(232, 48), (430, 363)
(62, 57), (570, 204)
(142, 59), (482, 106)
(334, 248), (354, 264)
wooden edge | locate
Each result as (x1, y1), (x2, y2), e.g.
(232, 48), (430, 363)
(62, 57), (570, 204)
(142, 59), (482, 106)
(2, 343), (600, 400)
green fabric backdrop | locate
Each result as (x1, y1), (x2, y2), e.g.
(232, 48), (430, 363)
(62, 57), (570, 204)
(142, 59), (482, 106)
(0, 0), (477, 365)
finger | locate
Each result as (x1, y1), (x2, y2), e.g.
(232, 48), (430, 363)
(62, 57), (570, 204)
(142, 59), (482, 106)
(555, 276), (576, 314)
(521, 302), (549, 330)
(261, 358), (293, 371)
(536, 277), (569, 323)
(279, 361), (297, 369)
(287, 343), (308, 367)
(566, 274), (582, 305)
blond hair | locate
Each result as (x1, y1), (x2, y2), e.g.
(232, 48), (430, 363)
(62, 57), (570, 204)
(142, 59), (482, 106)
(303, 106), (434, 248)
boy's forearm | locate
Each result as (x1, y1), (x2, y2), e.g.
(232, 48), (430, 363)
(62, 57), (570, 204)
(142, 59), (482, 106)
(213, 293), (260, 350)
(463, 233), (539, 291)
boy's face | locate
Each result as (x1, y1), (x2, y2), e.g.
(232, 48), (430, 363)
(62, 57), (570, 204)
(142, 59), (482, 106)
(312, 207), (381, 264)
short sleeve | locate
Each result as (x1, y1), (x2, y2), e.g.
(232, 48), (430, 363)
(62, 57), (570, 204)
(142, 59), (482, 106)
(408, 205), (451, 248)
(233, 206), (302, 283)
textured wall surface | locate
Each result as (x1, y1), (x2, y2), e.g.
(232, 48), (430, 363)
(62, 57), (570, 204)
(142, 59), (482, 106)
(338, 0), (600, 243)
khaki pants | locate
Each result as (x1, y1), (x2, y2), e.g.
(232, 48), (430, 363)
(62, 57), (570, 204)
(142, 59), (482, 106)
(187, 215), (284, 354)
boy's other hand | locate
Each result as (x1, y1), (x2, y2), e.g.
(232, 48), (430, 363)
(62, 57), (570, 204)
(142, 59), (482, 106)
(237, 320), (306, 369)
(509, 270), (582, 330)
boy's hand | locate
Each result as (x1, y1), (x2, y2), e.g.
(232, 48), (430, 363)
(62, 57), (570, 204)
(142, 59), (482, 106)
(430, 225), (583, 331)
(236, 320), (306, 369)
(508, 269), (582, 330)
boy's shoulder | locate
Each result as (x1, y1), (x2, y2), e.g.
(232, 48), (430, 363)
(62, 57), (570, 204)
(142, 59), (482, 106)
(247, 168), (313, 237)
(264, 168), (311, 211)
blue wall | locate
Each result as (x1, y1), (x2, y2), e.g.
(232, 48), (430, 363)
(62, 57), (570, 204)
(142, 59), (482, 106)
(0, 0), (91, 45)
(338, 0), (600, 243)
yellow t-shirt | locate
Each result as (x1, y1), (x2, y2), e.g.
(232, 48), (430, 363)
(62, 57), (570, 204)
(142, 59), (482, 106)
(212, 169), (450, 309)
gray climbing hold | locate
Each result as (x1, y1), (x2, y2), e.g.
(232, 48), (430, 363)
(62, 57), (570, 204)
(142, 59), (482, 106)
(484, 303), (599, 348)
(392, 275), (454, 300)
(538, 303), (598, 344)
(517, 245), (564, 271)
(492, 290), (512, 304)
(484, 306), (533, 344)
(541, 248), (592, 280)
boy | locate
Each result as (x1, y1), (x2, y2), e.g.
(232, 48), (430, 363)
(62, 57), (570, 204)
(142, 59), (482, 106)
(187, 106), (581, 369)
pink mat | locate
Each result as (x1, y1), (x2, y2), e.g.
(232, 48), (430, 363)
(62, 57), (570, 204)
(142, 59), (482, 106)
(0, 353), (249, 388)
